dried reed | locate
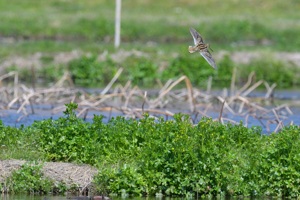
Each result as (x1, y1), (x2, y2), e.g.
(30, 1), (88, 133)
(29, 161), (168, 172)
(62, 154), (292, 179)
(0, 70), (296, 133)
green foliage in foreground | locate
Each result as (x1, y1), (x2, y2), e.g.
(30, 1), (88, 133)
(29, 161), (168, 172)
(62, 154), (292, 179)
(1, 103), (300, 197)
(2, 161), (68, 195)
(5, 162), (53, 194)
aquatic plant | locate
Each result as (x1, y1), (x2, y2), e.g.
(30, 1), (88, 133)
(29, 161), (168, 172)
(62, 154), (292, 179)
(6, 162), (53, 194)
(1, 103), (300, 197)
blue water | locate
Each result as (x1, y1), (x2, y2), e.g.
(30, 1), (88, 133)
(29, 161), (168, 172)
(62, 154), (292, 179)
(0, 195), (65, 200)
(1, 102), (299, 134)
(1, 90), (300, 133)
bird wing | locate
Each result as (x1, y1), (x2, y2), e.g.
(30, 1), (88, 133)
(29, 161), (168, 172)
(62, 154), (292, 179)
(200, 50), (217, 69)
(189, 27), (204, 45)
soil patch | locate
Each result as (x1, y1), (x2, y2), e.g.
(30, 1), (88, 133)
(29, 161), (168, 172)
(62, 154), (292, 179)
(0, 159), (97, 190)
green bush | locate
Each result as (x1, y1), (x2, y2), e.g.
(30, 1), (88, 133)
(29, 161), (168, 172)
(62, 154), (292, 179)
(28, 104), (300, 197)
(6, 162), (53, 194)
(92, 115), (300, 197)
(126, 58), (159, 87)
(68, 55), (115, 87)
(1, 103), (300, 197)
(40, 64), (65, 83)
(254, 126), (300, 197)
(238, 59), (298, 88)
(32, 103), (99, 164)
(4, 52), (300, 89)
(0, 121), (22, 147)
(162, 55), (215, 87)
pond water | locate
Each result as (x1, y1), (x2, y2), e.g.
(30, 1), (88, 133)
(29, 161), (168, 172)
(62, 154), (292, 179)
(0, 195), (65, 200)
(0, 90), (299, 133)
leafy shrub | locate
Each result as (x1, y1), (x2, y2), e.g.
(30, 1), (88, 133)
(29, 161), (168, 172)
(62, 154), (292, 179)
(32, 103), (98, 164)
(238, 59), (298, 88)
(6, 162), (53, 194)
(95, 164), (147, 196)
(4, 52), (300, 89)
(0, 121), (22, 147)
(68, 55), (115, 87)
(161, 54), (235, 88)
(92, 115), (300, 198)
(126, 58), (159, 87)
(253, 126), (300, 197)
(40, 64), (65, 83)
(68, 55), (159, 87)
(213, 55), (235, 87)
(2, 103), (300, 197)
(162, 55), (215, 87)
(93, 115), (264, 197)
(0, 122), (43, 160)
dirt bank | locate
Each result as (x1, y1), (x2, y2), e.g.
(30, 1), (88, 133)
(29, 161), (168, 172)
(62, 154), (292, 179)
(0, 159), (98, 192)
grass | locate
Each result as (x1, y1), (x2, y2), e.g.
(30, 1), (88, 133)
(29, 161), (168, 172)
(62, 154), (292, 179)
(1, 1), (300, 88)
(1, 0), (300, 55)
(1, 103), (300, 197)
(6, 51), (299, 89)
(1, 0), (300, 89)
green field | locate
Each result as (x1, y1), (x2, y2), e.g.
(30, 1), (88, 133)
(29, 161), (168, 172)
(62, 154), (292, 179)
(1, 0), (300, 88)
(0, 0), (300, 52)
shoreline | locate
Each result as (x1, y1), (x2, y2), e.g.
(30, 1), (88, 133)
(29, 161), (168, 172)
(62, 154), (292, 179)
(0, 159), (97, 194)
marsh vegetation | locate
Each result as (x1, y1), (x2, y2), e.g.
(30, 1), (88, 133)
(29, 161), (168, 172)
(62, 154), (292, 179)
(1, 0), (300, 198)
(1, 104), (300, 198)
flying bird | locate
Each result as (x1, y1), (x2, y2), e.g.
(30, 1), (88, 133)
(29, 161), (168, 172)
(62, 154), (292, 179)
(188, 27), (217, 69)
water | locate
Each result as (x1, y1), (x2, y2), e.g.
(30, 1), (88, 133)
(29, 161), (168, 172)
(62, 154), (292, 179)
(0, 195), (65, 200)
(1, 91), (299, 133)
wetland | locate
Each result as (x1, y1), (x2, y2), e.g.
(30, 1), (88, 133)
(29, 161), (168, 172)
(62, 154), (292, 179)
(1, 0), (300, 198)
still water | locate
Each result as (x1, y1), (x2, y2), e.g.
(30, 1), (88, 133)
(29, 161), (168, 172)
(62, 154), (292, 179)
(0, 90), (299, 133)
(0, 195), (65, 200)
(1, 104), (299, 133)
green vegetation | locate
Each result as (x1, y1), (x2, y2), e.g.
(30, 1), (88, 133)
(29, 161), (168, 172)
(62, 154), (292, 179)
(1, 0), (300, 53)
(1, 0), (300, 197)
(5, 162), (54, 194)
(1, 0), (300, 88)
(2, 161), (68, 195)
(7, 53), (299, 89)
(1, 103), (300, 197)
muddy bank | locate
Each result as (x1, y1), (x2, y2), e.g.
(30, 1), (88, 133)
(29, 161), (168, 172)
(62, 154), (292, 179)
(0, 159), (97, 191)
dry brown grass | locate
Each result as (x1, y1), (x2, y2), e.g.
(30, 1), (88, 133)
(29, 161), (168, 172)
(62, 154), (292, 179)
(0, 69), (295, 133)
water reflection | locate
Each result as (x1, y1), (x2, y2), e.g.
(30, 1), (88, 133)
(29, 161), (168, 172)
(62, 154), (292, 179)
(1, 194), (65, 200)
(0, 90), (299, 133)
